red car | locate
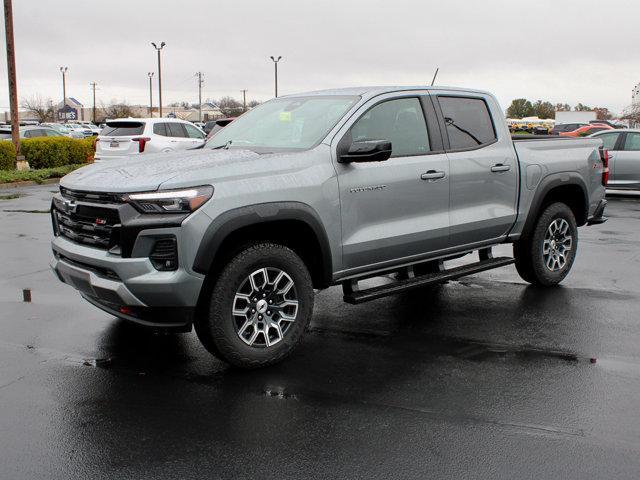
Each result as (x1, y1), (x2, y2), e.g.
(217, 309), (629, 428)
(560, 124), (614, 137)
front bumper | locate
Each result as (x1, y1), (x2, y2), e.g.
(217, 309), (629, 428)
(51, 235), (204, 327)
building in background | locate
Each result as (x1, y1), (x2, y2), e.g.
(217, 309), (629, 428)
(554, 111), (597, 125)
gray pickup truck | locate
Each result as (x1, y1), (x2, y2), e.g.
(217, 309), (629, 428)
(50, 86), (608, 368)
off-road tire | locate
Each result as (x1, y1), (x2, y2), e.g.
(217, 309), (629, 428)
(194, 242), (314, 368)
(513, 202), (578, 287)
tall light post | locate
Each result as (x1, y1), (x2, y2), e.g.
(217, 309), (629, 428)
(147, 72), (154, 117)
(270, 55), (282, 98)
(59, 66), (68, 106)
(151, 42), (165, 117)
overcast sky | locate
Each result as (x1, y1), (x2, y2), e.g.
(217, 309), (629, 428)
(1, 0), (638, 114)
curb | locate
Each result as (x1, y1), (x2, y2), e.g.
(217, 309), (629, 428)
(0, 178), (60, 189)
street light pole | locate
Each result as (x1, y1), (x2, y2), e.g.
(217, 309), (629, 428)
(151, 42), (165, 117)
(3, 0), (21, 162)
(59, 66), (68, 107)
(148, 72), (154, 117)
(269, 56), (282, 98)
(241, 89), (247, 112)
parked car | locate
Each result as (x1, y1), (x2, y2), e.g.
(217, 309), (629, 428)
(41, 123), (85, 138)
(94, 117), (206, 161)
(560, 124), (614, 137)
(532, 125), (550, 135)
(193, 121), (206, 130)
(551, 123), (586, 135)
(590, 128), (640, 190)
(65, 123), (93, 137)
(204, 117), (235, 138)
(50, 86), (609, 368)
(0, 125), (66, 139)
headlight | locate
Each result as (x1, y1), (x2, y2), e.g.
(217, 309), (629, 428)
(123, 185), (214, 214)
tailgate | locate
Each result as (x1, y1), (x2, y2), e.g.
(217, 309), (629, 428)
(96, 121), (146, 157)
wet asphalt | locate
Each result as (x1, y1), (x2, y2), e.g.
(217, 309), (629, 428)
(1, 184), (640, 479)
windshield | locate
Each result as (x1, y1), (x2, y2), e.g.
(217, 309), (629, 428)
(205, 95), (359, 151)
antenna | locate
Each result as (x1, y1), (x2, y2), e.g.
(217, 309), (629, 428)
(430, 67), (439, 86)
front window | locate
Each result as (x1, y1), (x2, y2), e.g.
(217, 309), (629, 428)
(349, 97), (430, 157)
(205, 95), (359, 152)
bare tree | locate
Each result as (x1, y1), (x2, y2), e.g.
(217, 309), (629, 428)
(216, 96), (244, 117)
(101, 100), (137, 120)
(620, 104), (640, 127)
(21, 95), (55, 122)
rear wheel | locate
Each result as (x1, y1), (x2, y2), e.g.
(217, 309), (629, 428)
(514, 202), (578, 286)
(195, 242), (314, 368)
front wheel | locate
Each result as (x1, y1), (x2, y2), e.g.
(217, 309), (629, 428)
(195, 242), (314, 368)
(513, 202), (578, 286)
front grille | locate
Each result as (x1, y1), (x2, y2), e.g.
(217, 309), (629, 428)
(60, 187), (123, 205)
(53, 204), (120, 250)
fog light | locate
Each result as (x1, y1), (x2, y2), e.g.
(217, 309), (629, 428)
(150, 237), (178, 271)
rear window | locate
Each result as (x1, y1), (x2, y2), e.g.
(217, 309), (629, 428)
(438, 96), (497, 150)
(102, 121), (145, 136)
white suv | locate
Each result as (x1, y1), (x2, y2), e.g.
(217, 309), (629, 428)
(94, 118), (206, 162)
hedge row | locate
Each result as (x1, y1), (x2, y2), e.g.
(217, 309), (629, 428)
(0, 137), (94, 170)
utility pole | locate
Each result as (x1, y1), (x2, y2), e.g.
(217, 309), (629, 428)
(3, 0), (22, 164)
(90, 82), (97, 123)
(270, 56), (282, 98)
(148, 72), (154, 117)
(59, 66), (68, 106)
(151, 42), (165, 117)
(241, 89), (247, 112)
(195, 72), (204, 122)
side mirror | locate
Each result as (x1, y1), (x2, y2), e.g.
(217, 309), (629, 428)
(339, 140), (392, 163)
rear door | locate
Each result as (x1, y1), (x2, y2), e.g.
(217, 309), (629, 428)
(334, 93), (450, 271)
(611, 132), (640, 189)
(97, 121), (146, 156)
(434, 94), (518, 246)
(164, 122), (193, 150)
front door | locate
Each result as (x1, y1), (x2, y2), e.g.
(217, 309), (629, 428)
(435, 94), (518, 246)
(335, 95), (450, 271)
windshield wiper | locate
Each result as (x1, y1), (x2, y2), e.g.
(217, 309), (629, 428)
(211, 140), (232, 150)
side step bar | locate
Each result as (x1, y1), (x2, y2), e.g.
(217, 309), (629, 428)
(342, 256), (514, 304)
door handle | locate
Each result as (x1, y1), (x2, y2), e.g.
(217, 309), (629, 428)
(420, 170), (446, 181)
(491, 163), (511, 172)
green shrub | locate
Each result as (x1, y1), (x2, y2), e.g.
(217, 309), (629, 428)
(20, 137), (94, 169)
(0, 164), (83, 184)
(0, 141), (16, 170)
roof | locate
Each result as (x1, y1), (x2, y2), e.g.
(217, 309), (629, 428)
(591, 128), (639, 134)
(67, 97), (83, 107)
(282, 85), (493, 99)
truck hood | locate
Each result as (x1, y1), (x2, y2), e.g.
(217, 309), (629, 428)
(60, 148), (263, 193)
